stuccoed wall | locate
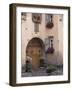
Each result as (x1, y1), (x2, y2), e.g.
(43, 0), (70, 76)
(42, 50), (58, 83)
(21, 13), (63, 66)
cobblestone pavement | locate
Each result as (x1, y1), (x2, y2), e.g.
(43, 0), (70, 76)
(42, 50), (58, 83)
(21, 66), (63, 77)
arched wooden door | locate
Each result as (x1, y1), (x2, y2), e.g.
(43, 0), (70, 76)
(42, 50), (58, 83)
(26, 38), (44, 70)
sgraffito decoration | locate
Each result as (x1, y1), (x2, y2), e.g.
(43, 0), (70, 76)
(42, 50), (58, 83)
(32, 13), (42, 24)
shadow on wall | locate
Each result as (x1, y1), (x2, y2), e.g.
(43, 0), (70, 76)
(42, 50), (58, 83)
(47, 51), (63, 66)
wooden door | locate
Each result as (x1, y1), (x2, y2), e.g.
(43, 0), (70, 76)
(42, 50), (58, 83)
(31, 47), (42, 70)
(26, 38), (44, 70)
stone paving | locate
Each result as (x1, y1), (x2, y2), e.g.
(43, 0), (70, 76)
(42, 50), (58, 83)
(21, 66), (63, 77)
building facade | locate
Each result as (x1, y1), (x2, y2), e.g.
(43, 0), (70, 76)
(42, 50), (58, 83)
(21, 13), (63, 69)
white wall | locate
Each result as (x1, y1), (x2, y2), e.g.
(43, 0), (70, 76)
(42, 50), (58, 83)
(58, 15), (63, 64)
(21, 13), (46, 65)
(0, 0), (72, 90)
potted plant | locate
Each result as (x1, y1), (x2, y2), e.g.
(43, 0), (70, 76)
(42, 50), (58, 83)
(46, 46), (55, 54)
(46, 22), (54, 29)
(46, 65), (57, 74)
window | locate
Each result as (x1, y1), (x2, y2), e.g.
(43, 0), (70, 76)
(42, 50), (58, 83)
(32, 13), (41, 33)
(34, 23), (39, 33)
(46, 14), (54, 28)
(45, 36), (54, 54)
(48, 36), (54, 48)
(46, 14), (53, 22)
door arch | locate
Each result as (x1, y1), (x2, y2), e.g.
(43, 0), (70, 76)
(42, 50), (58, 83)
(26, 37), (45, 70)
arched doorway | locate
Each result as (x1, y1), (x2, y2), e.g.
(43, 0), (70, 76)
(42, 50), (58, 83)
(26, 37), (45, 70)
